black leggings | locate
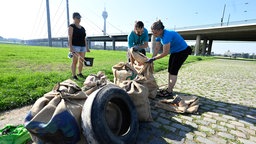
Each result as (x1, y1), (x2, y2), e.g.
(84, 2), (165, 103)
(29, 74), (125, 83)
(168, 46), (192, 75)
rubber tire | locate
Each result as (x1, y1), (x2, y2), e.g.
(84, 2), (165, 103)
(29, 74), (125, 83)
(81, 84), (139, 144)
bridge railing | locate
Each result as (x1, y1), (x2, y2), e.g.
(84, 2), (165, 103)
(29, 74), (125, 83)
(174, 19), (256, 30)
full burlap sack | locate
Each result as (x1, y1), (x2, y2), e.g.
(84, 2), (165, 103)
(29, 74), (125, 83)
(119, 80), (153, 122)
(129, 48), (158, 98)
(134, 74), (158, 99)
(112, 62), (137, 86)
(24, 79), (88, 144)
(156, 95), (200, 114)
(82, 71), (109, 95)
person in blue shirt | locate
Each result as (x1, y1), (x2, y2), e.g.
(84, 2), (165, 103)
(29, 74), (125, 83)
(127, 21), (149, 61)
(147, 20), (192, 98)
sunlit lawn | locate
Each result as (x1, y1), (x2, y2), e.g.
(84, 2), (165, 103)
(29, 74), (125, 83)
(0, 43), (212, 111)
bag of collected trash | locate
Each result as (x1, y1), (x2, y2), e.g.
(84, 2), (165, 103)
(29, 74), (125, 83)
(82, 71), (109, 95)
(129, 48), (158, 98)
(24, 79), (88, 144)
(134, 74), (158, 99)
(0, 124), (31, 144)
(112, 62), (137, 86)
(119, 79), (153, 122)
(156, 95), (200, 114)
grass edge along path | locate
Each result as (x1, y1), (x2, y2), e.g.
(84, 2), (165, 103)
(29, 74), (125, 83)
(0, 43), (213, 112)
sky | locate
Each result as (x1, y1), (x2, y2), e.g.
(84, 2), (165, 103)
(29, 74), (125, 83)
(0, 0), (256, 54)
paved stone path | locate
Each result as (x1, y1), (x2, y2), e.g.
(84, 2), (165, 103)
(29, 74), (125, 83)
(137, 59), (256, 144)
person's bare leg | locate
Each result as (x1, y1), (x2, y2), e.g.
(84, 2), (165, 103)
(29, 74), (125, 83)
(71, 55), (78, 77)
(168, 74), (177, 93)
(78, 52), (85, 74)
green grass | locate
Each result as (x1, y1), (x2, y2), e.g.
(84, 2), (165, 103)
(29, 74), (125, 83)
(0, 43), (212, 111)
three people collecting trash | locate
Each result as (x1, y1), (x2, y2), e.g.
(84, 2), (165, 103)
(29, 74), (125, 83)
(68, 12), (90, 80)
(146, 20), (192, 98)
(127, 21), (149, 61)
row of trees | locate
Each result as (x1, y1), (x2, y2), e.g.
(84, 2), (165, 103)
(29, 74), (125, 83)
(224, 50), (256, 59)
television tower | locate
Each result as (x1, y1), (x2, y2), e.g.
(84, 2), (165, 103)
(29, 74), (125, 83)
(102, 7), (108, 35)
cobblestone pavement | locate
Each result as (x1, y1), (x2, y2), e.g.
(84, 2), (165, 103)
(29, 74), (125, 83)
(136, 59), (256, 144)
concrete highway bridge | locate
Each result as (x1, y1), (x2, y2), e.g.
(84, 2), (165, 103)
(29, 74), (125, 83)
(27, 23), (256, 55)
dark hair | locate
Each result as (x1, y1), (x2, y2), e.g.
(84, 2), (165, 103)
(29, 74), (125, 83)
(134, 21), (144, 29)
(151, 20), (165, 30)
(73, 12), (81, 19)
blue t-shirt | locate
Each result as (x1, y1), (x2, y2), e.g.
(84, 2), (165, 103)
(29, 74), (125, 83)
(128, 28), (149, 48)
(155, 29), (188, 54)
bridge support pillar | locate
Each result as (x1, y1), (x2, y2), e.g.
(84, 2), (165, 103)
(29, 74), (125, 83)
(112, 40), (116, 50)
(61, 38), (64, 47)
(207, 40), (213, 55)
(194, 35), (201, 56)
(150, 35), (156, 54)
(202, 39), (207, 55)
(104, 41), (106, 50)
(87, 40), (91, 49)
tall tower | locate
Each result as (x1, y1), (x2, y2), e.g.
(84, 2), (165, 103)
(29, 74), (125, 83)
(102, 7), (108, 35)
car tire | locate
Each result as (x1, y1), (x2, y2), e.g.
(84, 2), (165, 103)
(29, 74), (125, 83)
(81, 84), (139, 144)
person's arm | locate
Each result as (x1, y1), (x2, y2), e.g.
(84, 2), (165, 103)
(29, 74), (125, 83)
(138, 42), (148, 48)
(154, 42), (170, 60)
(152, 41), (161, 57)
(68, 26), (73, 52)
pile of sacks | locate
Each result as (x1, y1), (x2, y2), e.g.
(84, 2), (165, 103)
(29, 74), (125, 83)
(23, 48), (199, 143)
(81, 48), (200, 122)
(24, 79), (88, 143)
(24, 72), (111, 143)
(112, 48), (199, 115)
(112, 48), (159, 121)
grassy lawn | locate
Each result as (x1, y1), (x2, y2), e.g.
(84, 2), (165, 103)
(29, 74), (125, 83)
(0, 43), (213, 111)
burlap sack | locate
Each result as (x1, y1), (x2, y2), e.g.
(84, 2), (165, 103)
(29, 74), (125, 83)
(128, 47), (148, 65)
(134, 74), (158, 99)
(82, 71), (109, 95)
(129, 48), (158, 98)
(156, 95), (199, 114)
(112, 62), (137, 86)
(24, 79), (88, 144)
(119, 80), (153, 122)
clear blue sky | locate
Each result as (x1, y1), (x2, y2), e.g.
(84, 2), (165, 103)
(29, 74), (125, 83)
(0, 0), (256, 54)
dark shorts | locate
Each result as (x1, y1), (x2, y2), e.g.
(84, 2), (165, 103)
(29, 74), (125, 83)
(168, 46), (192, 75)
(138, 48), (146, 56)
